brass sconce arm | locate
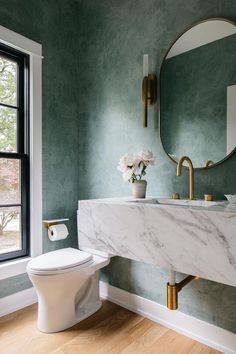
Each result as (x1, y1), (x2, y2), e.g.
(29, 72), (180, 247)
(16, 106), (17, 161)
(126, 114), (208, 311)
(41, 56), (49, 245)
(142, 74), (157, 127)
(141, 55), (157, 128)
(142, 75), (148, 127)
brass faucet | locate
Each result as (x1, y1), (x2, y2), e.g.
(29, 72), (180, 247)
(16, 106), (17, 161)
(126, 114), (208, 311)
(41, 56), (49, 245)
(177, 156), (194, 200)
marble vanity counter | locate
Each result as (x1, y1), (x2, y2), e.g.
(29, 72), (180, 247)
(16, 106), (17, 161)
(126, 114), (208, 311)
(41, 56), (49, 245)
(78, 197), (236, 287)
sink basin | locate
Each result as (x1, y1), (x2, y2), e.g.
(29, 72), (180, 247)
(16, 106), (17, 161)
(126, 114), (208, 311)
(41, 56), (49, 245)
(129, 198), (226, 207)
(129, 198), (159, 204)
(157, 198), (225, 207)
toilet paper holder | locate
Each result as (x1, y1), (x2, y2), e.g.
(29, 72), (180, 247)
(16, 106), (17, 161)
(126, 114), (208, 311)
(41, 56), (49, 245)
(43, 218), (69, 229)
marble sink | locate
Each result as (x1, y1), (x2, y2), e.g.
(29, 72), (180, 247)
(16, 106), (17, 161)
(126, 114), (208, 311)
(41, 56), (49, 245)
(78, 197), (236, 287)
(128, 198), (226, 207)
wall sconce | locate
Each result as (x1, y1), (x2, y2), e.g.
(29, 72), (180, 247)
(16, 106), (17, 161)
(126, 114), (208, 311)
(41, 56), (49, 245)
(142, 54), (157, 127)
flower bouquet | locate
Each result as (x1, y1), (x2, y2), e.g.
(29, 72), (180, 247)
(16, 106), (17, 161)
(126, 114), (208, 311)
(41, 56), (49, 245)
(117, 150), (155, 198)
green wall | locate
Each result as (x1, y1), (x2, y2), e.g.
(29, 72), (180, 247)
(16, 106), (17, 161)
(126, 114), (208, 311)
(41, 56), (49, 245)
(0, 1), (79, 295)
(76, 0), (236, 333)
(161, 33), (236, 167)
(0, 0), (236, 334)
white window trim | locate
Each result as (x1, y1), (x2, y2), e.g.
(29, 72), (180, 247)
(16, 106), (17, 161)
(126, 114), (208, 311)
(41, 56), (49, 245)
(0, 25), (42, 281)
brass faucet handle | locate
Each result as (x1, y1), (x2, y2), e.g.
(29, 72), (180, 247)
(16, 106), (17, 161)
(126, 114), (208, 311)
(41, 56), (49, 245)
(205, 160), (214, 167)
(172, 192), (180, 200)
(204, 194), (213, 201)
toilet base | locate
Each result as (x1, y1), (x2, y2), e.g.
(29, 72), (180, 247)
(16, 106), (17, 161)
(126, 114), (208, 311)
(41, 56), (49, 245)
(38, 300), (102, 333)
(32, 270), (103, 333)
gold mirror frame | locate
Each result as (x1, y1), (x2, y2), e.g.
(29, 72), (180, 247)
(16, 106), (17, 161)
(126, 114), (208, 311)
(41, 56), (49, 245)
(159, 17), (236, 170)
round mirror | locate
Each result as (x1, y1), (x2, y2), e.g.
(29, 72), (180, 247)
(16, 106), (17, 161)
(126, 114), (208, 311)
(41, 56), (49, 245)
(160, 18), (236, 168)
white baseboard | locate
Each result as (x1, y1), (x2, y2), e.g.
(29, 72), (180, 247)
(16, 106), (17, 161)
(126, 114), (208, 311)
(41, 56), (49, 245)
(0, 287), (37, 317)
(100, 281), (236, 354)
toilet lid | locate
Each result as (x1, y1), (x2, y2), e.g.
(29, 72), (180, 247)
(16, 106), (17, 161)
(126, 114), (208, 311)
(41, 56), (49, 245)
(28, 248), (93, 271)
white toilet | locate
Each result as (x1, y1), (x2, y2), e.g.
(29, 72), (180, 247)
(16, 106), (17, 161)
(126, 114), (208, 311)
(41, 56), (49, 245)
(27, 247), (109, 333)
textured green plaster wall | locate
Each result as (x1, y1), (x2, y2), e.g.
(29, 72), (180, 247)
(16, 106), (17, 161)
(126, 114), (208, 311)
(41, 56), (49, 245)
(77, 0), (236, 333)
(0, 0), (79, 297)
(161, 33), (236, 167)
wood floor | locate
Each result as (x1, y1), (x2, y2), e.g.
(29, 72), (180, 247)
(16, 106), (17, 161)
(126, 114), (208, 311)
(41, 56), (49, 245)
(0, 300), (221, 354)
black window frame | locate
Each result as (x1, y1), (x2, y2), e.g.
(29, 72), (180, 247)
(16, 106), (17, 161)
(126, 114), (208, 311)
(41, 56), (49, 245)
(0, 43), (30, 262)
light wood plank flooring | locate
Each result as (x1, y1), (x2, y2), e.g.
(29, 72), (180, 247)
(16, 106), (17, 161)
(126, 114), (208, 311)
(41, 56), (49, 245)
(0, 300), (221, 354)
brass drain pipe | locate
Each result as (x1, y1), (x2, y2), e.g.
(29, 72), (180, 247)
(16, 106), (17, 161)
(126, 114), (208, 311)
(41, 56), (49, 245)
(167, 275), (198, 310)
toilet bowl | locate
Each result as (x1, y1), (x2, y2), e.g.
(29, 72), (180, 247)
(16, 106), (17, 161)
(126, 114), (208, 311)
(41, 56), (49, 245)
(27, 247), (109, 333)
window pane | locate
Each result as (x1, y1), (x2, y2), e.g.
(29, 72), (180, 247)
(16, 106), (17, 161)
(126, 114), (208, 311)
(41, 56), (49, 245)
(0, 107), (17, 152)
(0, 159), (20, 204)
(0, 206), (21, 254)
(0, 56), (17, 106)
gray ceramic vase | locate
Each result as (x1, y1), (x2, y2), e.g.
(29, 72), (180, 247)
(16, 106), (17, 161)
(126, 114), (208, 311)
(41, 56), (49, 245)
(132, 180), (147, 198)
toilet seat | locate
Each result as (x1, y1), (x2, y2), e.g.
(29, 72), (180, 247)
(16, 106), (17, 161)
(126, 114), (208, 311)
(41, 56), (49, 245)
(27, 248), (93, 275)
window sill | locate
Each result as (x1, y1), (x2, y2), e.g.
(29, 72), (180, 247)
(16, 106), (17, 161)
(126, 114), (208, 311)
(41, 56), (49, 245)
(0, 257), (31, 281)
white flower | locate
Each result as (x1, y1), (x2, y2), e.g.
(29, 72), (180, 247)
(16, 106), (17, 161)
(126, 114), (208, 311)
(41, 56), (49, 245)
(138, 150), (155, 166)
(117, 150), (155, 183)
(117, 163), (128, 173)
(122, 169), (134, 182)
(117, 153), (140, 173)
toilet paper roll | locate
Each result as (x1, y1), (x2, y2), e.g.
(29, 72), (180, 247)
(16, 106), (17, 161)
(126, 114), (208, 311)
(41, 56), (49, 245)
(48, 224), (69, 241)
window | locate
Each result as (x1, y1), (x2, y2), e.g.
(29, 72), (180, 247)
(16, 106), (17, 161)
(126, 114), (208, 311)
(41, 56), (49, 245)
(0, 25), (42, 279)
(0, 43), (29, 261)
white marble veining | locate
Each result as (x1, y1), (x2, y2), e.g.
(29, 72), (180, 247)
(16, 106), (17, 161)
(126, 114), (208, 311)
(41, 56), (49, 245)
(78, 197), (236, 287)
